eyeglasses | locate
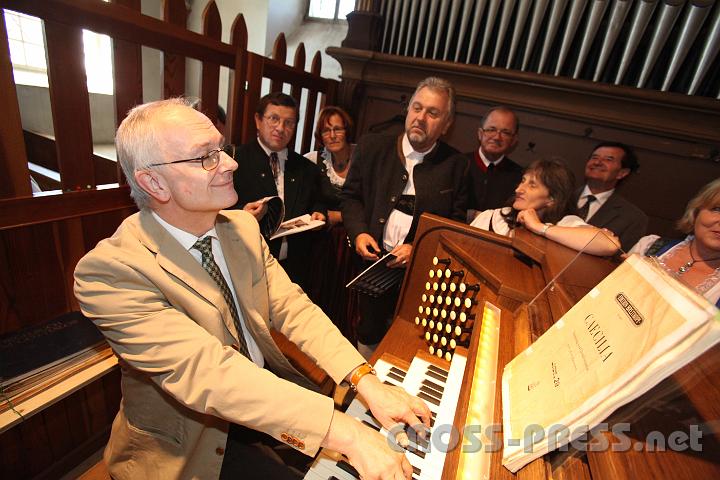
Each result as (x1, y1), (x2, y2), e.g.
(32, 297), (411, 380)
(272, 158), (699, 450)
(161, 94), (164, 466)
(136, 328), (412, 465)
(263, 114), (297, 129)
(148, 144), (235, 171)
(481, 127), (515, 138)
(321, 126), (346, 137)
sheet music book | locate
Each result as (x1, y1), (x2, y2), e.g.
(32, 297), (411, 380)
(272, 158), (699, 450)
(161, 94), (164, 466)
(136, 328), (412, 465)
(256, 196), (285, 240)
(269, 214), (325, 240)
(501, 254), (719, 472)
(346, 252), (405, 297)
(0, 312), (108, 410)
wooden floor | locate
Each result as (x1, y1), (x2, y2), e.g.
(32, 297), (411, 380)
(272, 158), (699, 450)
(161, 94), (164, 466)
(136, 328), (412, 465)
(59, 448), (109, 480)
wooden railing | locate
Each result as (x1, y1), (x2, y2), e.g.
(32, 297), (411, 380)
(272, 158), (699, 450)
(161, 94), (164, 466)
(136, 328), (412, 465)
(0, 0), (338, 476)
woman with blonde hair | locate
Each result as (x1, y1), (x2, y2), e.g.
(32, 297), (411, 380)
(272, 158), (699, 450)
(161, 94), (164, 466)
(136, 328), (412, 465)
(629, 178), (720, 306)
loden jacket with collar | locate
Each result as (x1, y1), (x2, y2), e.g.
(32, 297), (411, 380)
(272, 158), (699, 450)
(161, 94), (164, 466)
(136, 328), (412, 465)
(341, 134), (468, 248)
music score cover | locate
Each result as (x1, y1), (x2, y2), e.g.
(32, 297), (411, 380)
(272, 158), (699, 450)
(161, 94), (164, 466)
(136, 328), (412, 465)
(501, 254), (719, 472)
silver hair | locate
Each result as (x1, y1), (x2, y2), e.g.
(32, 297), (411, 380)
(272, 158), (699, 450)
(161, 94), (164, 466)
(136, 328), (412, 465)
(410, 76), (456, 119)
(115, 98), (193, 210)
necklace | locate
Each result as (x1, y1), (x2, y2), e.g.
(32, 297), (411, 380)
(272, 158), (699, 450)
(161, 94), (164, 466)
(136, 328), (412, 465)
(677, 240), (720, 275)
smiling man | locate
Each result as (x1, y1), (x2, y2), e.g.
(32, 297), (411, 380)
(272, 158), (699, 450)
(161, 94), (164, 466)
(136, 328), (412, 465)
(576, 141), (648, 251)
(465, 106), (523, 217)
(232, 92), (327, 291)
(74, 99), (430, 480)
(342, 77), (469, 356)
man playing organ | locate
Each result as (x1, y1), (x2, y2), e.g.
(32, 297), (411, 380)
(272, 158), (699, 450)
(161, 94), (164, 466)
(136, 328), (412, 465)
(74, 99), (431, 480)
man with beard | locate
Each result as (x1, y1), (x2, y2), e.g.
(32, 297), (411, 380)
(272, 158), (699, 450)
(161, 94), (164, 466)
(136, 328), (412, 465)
(575, 141), (647, 251)
(342, 77), (469, 357)
(466, 106), (523, 219)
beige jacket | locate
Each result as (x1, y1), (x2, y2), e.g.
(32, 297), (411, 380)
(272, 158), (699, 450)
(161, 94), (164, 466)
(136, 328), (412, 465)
(74, 209), (364, 479)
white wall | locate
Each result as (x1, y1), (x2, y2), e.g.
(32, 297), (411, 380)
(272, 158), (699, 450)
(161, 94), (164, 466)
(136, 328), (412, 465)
(186, 0), (270, 109)
(265, 0), (305, 56)
(285, 20), (346, 80)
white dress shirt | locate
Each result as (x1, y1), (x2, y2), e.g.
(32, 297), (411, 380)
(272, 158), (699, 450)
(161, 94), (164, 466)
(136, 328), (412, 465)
(257, 138), (289, 260)
(577, 185), (614, 221)
(383, 134), (434, 251)
(152, 211), (265, 366)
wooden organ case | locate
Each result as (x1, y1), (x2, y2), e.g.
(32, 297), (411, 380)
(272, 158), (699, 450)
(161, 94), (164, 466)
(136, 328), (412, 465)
(331, 213), (720, 479)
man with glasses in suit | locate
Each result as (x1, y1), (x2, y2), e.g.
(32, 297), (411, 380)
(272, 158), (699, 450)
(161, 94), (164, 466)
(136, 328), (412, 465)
(75, 98), (428, 480)
(232, 92), (327, 291)
(465, 106), (524, 221)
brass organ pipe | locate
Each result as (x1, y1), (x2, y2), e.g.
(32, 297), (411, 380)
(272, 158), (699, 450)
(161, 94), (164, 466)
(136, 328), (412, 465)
(479, 0), (502, 65)
(432, 0), (453, 59)
(506, 0), (533, 68)
(637, 0), (685, 88)
(388, 0), (403, 54)
(615, 0), (658, 84)
(555, 0), (589, 76)
(572, 0), (609, 78)
(412, 0), (430, 56)
(381, 0), (394, 52)
(538, 0), (570, 73)
(522, 0), (551, 71)
(492, 0), (517, 67)
(466, 0), (488, 63)
(455, 0), (478, 62)
(404, 0), (420, 56)
(443, 0), (464, 61)
(396, 0), (411, 55)
(423, 0), (441, 57)
(662, 1), (714, 91)
(593, 0), (633, 82)
(689, 4), (720, 95)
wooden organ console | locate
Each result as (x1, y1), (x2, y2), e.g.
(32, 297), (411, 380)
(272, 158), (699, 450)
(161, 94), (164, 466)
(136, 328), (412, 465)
(308, 213), (720, 479)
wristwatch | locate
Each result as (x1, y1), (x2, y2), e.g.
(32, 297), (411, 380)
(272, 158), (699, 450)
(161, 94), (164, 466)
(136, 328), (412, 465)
(349, 363), (376, 391)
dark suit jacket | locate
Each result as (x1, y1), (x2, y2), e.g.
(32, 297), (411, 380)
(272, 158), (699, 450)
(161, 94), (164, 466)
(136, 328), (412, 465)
(466, 152), (523, 211)
(342, 134), (468, 247)
(232, 139), (327, 286)
(577, 187), (648, 251)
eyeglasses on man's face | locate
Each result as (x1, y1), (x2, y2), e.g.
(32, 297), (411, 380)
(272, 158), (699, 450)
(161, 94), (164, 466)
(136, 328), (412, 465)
(264, 114), (297, 130)
(148, 144), (235, 171)
(480, 127), (515, 138)
(321, 126), (346, 137)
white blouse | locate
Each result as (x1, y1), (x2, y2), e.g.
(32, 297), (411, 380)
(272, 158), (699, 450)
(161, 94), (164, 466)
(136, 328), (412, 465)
(470, 207), (588, 236)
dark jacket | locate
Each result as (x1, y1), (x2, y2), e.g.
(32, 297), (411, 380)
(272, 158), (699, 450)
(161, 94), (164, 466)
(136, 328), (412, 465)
(341, 134), (468, 247)
(577, 187), (648, 252)
(232, 139), (327, 285)
(465, 152), (523, 211)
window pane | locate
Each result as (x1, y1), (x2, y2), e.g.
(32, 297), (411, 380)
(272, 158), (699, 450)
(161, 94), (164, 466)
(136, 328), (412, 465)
(4, 11), (23, 40)
(8, 39), (26, 64)
(308, 0), (336, 19)
(338, 0), (354, 19)
(83, 29), (114, 95)
(24, 43), (46, 69)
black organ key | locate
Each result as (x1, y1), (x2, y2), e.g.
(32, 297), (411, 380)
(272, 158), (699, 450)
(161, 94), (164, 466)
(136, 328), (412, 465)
(403, 424), (430, 450)
(387, 371), (404, 383)
(418, 390), (441, 406)
(389, 366), (406, 377)
(336, 460), (360, 479)
(419, 385), (442, 401)
(426, 369), (446, 383)
(422, 378), (444, 394)
(362, 419), (381, 432)
(427, 364), (449, 378)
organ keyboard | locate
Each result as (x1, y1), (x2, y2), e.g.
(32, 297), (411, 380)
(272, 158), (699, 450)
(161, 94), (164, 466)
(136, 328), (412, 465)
(307, 214), (719, 479)
(305, 350), (468, 480)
